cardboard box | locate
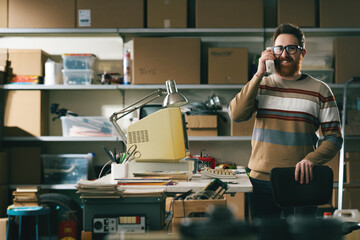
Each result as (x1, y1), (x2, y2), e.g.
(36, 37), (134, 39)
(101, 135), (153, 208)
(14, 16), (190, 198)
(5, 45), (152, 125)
(0, 218), (8, 239)
(0, 185), (9, 217)
(325, 153), (339, 182)
(172, 217), (207, 233)
(278, 0), (316, 27)
(133, 38), (201, 84)
(8, 49), (50, 76)
(77, 0), (143, 28)
(345, 152), (360, 183)
(0, 48), (7, 67)
(224, 193), (245, 220)
(186, 115), (217, 136)
(9, 147), (42, 184)
(173, 199), (226, 218)
(334, 38), (360, 83)
(147, 0), (187, 28)
(346, 160), (360, 183)
(320, 0), (360, 28)
(208, 48), (248, 84)
(0, 0), (7, 28)
(230, 114), (255, 136)
(8, 0), (76, 28)
(196, 0), (263, 28)
(332, 187), (360, 210)
(0, 152), (9, 185)
(4, 90), (49, 137)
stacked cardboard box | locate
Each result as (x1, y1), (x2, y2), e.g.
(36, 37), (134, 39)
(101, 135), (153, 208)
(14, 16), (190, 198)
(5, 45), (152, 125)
(320, 0), (360, 28)
(334, 38), (360, 84)
(76, 0), (144, 28)
(4, 91), (49, 136)
(8, 49), (50, 84)
(277, 0), (316, 27)
(345, 152), (360, 183)
(196, 0), (263, 28)
(208, 48), (249, 84)
(0, 0), (7, 27)
(132, 38), (201, 84)
(8, 0), (76, 28)
(147, 0), (187, 28)
(0, 48), (8, 84)
(186, 115), (218, 136)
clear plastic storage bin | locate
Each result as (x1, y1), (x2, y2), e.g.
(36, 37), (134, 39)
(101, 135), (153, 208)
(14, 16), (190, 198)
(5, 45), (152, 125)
(61, 116), (118, 137)
(41, 153), (93, 184)
(62, 69), (92, 85)
(62, 54), (96, 70)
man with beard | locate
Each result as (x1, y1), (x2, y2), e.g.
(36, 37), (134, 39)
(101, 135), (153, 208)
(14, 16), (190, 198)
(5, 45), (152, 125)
(228, 23), (342, 219)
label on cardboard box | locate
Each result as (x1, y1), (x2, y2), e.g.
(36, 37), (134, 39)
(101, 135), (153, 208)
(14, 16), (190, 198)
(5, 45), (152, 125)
(79, 9), (91, 27)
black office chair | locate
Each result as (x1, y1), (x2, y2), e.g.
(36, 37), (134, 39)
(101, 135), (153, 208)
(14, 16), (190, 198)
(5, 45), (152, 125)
(270, 165), (333, 217)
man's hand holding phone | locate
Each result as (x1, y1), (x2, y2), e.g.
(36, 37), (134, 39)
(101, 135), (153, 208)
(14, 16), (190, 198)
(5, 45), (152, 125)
(255, 47), (275, 78)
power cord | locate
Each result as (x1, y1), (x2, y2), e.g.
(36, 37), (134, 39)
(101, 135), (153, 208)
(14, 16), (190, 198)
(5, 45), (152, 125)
(98, 160), (112, 179)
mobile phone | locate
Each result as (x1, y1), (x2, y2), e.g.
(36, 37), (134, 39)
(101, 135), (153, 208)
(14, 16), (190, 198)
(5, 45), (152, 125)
(265, 47), (275, 74)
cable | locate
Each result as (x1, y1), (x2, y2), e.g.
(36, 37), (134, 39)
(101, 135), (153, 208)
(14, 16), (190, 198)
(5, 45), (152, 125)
(98, 160), (112, 179)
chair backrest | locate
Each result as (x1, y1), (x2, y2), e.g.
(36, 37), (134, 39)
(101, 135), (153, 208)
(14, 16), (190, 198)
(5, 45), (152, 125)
(270, 165), (333, 208)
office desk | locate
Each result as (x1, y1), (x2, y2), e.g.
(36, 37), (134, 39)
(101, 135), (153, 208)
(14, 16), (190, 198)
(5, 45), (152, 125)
(82, 170), (253, 233)
(117, 170), (253, 194)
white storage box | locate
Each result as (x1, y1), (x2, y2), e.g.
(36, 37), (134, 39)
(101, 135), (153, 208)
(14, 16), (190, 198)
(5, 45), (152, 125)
(62, 69), (93, 85)
(41, 153), (93, 184)
(62, 54), (96, 70)
(61, 116), (118, 137)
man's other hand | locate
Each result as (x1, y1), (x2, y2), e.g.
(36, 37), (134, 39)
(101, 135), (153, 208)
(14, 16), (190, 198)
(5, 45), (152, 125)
(295, 159), (314, 184)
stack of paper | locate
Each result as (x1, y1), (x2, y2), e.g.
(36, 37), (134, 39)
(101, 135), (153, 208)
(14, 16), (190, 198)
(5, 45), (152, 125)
(121, 188), (165, 198)
(115, 177), (175, 186)
(133, 171), (190, 181)
(76, 180), (123, 199)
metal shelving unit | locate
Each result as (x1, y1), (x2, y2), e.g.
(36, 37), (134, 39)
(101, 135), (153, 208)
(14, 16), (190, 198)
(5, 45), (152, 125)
(2, 83), (360, 91)
(2, 27), (360, 190)
(1, 136), (253, 142)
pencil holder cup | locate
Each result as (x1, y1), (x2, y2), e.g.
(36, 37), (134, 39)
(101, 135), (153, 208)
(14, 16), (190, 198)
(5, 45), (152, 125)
(111, 162), (128, 182)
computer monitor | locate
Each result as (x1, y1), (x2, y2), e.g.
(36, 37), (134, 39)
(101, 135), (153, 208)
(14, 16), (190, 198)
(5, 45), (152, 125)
(126, 107), (189, 162)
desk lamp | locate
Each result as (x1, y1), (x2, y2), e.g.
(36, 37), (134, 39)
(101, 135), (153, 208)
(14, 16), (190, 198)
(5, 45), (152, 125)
(110, 80), (188, 145)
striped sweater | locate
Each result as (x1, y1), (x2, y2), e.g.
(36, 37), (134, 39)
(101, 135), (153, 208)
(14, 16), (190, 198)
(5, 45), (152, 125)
(229, 73), (343, 181)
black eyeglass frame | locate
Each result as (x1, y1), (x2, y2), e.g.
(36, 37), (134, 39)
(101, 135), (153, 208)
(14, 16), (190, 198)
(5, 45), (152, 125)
(271, 45), (303, 55)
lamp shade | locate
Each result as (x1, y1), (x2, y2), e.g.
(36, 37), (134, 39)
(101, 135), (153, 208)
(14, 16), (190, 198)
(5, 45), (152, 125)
(162, 80), (188, 107)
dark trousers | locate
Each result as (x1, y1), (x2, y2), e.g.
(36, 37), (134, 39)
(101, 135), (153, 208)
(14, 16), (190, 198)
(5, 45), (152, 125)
(248, 177), (317, 220)
(249, 177), (282, 219)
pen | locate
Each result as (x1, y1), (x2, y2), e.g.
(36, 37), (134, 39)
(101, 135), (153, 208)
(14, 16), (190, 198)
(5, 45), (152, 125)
(120, 153), (127, 164)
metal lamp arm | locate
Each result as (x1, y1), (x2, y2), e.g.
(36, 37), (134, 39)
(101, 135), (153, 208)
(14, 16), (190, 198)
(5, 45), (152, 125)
(110, 88), (166, 144)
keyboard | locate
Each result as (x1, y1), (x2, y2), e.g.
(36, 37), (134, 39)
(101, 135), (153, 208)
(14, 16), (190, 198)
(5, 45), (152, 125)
(201, 167), (237, 179)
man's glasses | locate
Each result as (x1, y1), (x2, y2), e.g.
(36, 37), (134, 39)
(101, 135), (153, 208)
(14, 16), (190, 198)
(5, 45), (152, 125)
(271, 45), (303, 55)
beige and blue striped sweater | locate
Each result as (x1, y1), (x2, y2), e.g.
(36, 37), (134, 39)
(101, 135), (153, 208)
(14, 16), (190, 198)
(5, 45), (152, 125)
(229, 73), (343, 181)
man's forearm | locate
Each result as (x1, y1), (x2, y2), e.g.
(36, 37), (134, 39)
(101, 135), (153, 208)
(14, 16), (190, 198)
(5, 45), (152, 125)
(229, 74), (263, 121)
